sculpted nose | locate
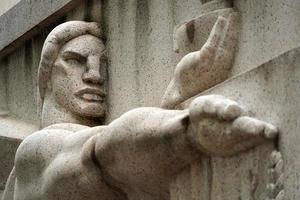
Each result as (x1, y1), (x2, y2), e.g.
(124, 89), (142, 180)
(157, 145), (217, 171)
(82, 57), (104, 84)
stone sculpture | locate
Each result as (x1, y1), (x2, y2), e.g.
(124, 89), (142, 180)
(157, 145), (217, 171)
(267, 150), (284, 200)
(2, 15), (278, 200)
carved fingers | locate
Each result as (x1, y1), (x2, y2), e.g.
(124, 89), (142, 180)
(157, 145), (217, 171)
(214, 12), (239, 70)
(188, 95), (278, 156)
(198, 15), (228, 64)
(174, 13), (238, 100)
(189, 95), (242, 121)
(232, 117), (278, 140)
(162, 12), (238, 109)
(199, 12), (238, 64)
(220, 13), (238, 48)
(175, 16), (229, 82)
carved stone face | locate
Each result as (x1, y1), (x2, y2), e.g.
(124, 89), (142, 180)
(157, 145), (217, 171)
(50, 34), (107, 118)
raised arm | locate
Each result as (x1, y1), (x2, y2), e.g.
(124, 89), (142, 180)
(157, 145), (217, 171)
(161, 13), (238, 109)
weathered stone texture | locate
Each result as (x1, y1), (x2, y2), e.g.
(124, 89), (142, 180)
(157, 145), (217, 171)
(233, 0), (300, 75)
(0, 0), (299, 200)
(0, 0), (21, 16)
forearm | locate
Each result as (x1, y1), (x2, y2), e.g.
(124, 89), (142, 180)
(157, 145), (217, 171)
(92, 107), (199, 186)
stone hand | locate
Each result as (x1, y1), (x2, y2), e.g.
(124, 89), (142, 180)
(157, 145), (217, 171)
(161, 13), (238, 109)
(188, 95), (278, 156)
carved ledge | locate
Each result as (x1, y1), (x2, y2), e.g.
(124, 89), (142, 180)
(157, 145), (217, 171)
(0, 0), (86, 59)
(200, 0), (233, 14)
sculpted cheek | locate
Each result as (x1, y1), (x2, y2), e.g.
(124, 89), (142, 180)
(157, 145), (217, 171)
(53, 60), (69, 76)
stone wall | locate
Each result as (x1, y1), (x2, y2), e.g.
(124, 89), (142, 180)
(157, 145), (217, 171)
(0, 0), (21, 16)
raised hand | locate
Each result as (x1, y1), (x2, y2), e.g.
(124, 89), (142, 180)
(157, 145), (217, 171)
(161, 13), (238, 109)
(188, 95), (278, 156)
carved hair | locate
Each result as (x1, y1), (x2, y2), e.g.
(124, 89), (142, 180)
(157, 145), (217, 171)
(38, 21), (103, 102)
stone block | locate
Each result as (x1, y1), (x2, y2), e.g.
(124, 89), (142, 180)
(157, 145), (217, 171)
(175, 46), (300, 200)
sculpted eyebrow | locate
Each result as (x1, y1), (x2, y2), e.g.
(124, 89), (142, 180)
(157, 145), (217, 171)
(62, 51), (86, 61)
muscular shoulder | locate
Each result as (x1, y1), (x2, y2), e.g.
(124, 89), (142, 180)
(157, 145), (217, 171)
(14, 128), (73, 178)
(43, 123), (90, 132)
(16, 123), (90, 160)
(15, 123), (94, 178)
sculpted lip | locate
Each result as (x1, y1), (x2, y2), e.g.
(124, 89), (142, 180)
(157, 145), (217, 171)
(75, 88), (106, 102)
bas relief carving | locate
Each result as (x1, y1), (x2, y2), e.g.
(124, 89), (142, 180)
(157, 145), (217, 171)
(267, 151), (284, 200)
(2, 14), (278, 200)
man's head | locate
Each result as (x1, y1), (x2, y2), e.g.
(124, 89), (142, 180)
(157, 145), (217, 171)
(38, 21), (108, 119)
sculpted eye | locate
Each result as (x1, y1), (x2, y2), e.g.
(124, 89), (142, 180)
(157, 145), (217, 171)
(62, 51), (87, 66)
(65, 58), (84, 65)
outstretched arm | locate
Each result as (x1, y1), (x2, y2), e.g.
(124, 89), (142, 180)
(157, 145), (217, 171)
(85, 95), (277, 198)
(81, 107), (196, 199)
